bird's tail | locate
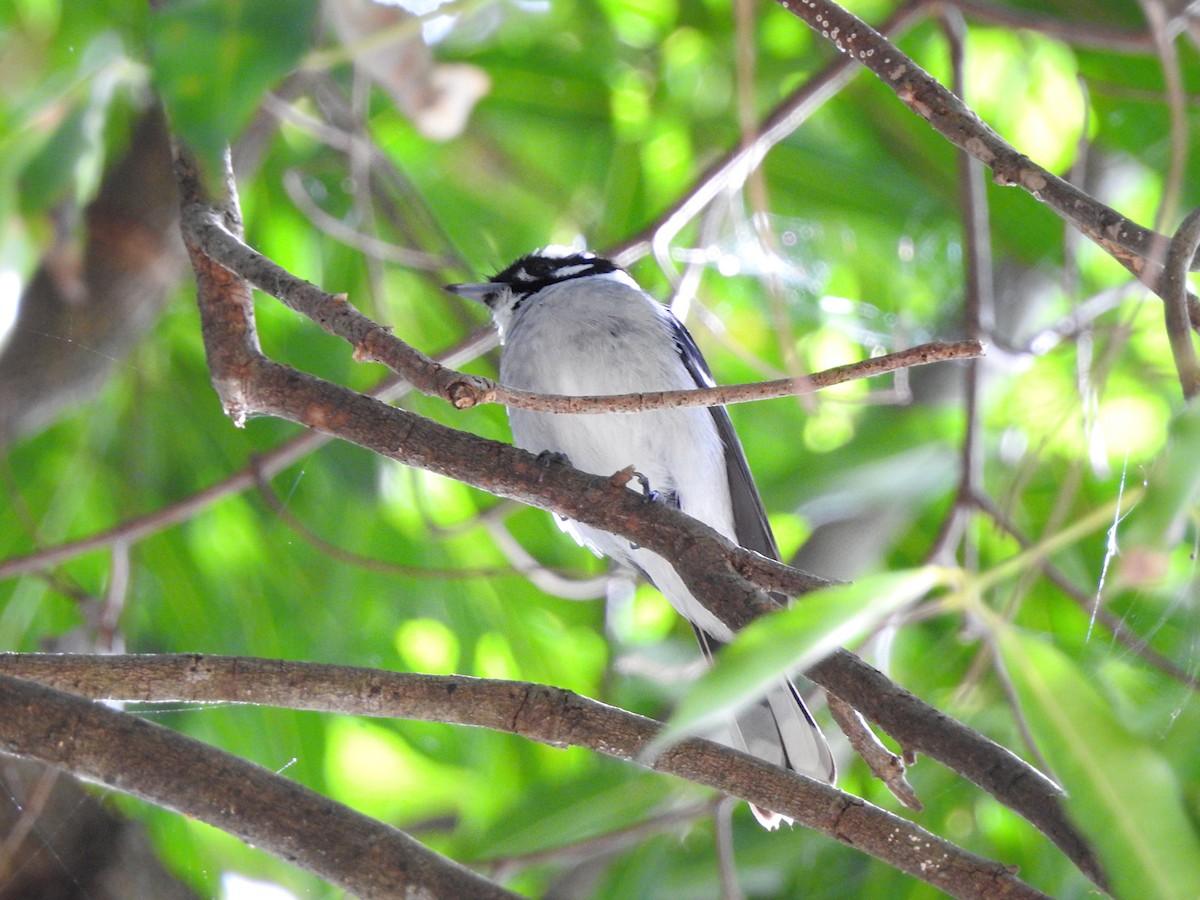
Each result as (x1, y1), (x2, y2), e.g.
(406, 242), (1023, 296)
(693, 627), (836, 829)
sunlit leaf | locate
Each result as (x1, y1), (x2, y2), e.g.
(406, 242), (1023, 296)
(325, 718), (477, 822)
(1119, 396), (1200, 584)
(147, 0), (318, 176)
(999, 628), (1200, 900)
(655, 567), (948, 749)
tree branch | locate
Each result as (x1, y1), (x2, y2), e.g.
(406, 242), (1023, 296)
(0, 654), (1053, 900)
(772, 0), (1200, 320)
(1162, 206), (1200, 398)
(0, 671), (518, 900)
(497, 340), (983, 413)
(182, 201), (982, 413)
(805, 649), (1105, 888)
(0, 327), (496, 582)
(612, 0), (932, 268)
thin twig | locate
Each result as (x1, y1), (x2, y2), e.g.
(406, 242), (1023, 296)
(827, 693), (921, 810)
(953, 0), (1156, 52)
(714, 797), (745, 900)
(1138, 0), (1189, 233)
(615, 0), (931, 272)
(282, 168), (450, 269)
(480, 801), (714, 880)
(947, 8), (992, 574)
(252, 468), (546, 582)
(975, 628), (1062, 785)
(1162, 206), (1200, 398)
(494, 340), (983, 414)
(971, 491), (1200, 690)
(0, 766), (60, 884)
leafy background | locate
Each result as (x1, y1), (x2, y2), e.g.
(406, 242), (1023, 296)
(2, 0), (1199, 897)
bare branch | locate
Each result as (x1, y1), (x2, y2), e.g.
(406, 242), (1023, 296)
(971, 491), (1200, 691)
(184, 200), (981, 414)
(495, 340), (983, 414)
(281, 168), (451, 270)
(771, 0), (1199, 309)
(180, 202), (495, 410)
(806, 649), (1106, 889)
(1162, 206), (1200, 398)
(482, 801), (715, 879)
(953, 0), (1155, 52)
(0, 328), (497, 581)
(0, 672), (518, 900)
(827, 693), (921, 811)
(614, 0), (931, 269)
(1, 654), (1055, 900)
(1137, 0), (1189, 232)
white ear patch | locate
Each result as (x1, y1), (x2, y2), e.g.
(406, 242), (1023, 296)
(548, 263), (592, 279)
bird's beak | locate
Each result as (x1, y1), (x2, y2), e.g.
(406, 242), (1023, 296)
(443, 281), (499, 308)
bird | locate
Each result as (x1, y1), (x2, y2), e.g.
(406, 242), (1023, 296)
(445, 246), (835, 827)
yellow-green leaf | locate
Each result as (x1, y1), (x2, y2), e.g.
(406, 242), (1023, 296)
(1120, 397), (1200, 584)
(999, 628), (1200, 900)
(654, 566), (946, 750)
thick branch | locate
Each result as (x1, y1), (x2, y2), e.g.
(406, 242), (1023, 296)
(0, 654), (1052, 900)
(806, 649), (1104, 888)
(0, 672), (516, 900)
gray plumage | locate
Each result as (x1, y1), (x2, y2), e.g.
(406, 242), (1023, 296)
(446, 247), (835, 827)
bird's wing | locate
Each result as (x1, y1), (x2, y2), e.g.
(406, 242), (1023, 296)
(667, 309), (837, 795)
(665, 310), (781, 562)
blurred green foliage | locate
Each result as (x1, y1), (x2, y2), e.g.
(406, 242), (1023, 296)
(2, 0), (1199, 897)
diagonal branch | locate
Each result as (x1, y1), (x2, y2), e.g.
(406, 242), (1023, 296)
(0, 654), (1053, 900)
(806, 649), (1104, 888)
(773, 0), (1200, 322)
(613, 0), (932, 268)
(183, 202), (982, 413)
(0, 327), (496, 582)
(1162, 206), (1200, 398)
(0, 671), (517, 900)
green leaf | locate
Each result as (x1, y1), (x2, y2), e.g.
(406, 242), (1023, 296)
(16, 32), (131, 214)
(147, 0), (318, 176)
(654, 567), (947, 750)
(1120, 396), (1200, 584)
(999, 628), (1200, 900)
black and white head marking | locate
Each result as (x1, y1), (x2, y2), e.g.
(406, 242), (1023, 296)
(490, 248), (620, 299)
(444, 246), (630, 328)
